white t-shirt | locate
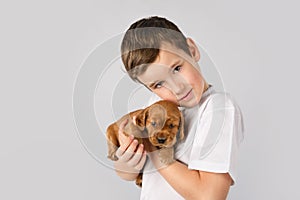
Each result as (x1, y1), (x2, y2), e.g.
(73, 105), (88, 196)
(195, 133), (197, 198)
(140, 85), (244, 200)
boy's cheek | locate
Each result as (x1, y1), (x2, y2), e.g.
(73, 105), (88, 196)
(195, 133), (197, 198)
(155, 91), (177, 103)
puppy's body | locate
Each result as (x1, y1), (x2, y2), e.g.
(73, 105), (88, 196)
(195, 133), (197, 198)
(106, 100), (184, 187)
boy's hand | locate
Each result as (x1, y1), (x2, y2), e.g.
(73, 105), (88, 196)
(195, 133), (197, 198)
(114, 119), (147, 175)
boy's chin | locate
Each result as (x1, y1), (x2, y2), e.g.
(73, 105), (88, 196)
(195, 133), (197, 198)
(178, 99), (199, 108)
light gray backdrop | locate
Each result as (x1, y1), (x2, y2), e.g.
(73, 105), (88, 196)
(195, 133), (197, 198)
(1, 0), (299, 199)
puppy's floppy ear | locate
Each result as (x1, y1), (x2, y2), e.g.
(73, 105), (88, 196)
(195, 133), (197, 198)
(178, 111), (185, 140)
(134, 108), (149, 127)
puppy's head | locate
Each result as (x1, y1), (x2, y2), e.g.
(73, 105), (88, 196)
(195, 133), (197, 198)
(135, 101), (184, 148)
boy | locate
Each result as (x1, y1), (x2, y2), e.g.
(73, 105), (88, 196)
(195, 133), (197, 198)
(113, 16), (244, 200)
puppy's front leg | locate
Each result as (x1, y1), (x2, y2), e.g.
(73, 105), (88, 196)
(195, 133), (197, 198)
(158, 147), (175, 165)
(107, 142), (118, 161)
(106, 124), (120, 161)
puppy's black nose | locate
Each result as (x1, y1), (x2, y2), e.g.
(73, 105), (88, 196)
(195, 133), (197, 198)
(157, 137), (166, 144)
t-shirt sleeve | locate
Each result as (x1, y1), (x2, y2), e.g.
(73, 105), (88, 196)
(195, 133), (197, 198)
(188, 94), (244, 184)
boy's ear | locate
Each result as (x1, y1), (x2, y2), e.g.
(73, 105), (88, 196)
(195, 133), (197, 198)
(186, 38), (200, 62)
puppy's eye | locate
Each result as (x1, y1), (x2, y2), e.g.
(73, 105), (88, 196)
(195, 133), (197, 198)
(151, 121), (156, 127)
(169, 124), (175, 129)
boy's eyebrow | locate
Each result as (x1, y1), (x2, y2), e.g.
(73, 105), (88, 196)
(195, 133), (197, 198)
(170, 59), (182, 69)
(147, 59), (182, 88)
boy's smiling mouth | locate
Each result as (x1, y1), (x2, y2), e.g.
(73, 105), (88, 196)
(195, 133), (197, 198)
(178, 89), (193, 102)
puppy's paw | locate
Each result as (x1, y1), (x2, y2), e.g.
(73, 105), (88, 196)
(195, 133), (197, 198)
(158, 147), (175, 165)
(107, 153), (118, 161)
(107, 142), (119, 161)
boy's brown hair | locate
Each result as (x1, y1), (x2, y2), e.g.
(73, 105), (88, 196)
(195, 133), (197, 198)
(121, 16), (191, 81)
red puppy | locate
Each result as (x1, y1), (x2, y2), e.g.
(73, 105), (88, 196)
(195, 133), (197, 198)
(106, 100), (184, 186)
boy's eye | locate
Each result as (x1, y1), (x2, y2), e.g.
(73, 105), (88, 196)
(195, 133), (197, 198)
(154, 81), (163, 89)
(174, 66), (181, 73)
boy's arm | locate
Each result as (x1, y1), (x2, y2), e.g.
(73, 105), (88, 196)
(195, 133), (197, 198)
(149, 152), (232, 200)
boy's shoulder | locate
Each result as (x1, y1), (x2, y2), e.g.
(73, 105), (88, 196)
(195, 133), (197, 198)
(200, 87), (241, 114)
(206, 92), (236, 108)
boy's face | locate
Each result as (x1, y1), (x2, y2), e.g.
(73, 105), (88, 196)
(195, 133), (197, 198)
(137, 42), (207, 108)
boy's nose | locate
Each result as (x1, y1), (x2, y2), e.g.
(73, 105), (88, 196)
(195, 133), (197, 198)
(167, 77), (185, 96)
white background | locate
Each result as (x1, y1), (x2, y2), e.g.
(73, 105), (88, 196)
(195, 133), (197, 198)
(1, 0), (300, 199)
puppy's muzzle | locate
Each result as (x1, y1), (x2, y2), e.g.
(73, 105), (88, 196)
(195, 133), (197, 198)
(157, 136), (167, 144)
(150, 131), (174, 147)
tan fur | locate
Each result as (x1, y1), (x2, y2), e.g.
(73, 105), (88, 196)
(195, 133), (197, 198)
(106, 100), (184, 187)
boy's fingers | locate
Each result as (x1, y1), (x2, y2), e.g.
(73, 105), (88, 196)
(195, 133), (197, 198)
(115, 147), (125, 159)
(127, 144), (144, 167)
(119, 134), (133, 152)
(135, 151), (147, 171)
(115, 136), (134, 158)
(126, 139), (139, 153)
(118, 140), (139, 162)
